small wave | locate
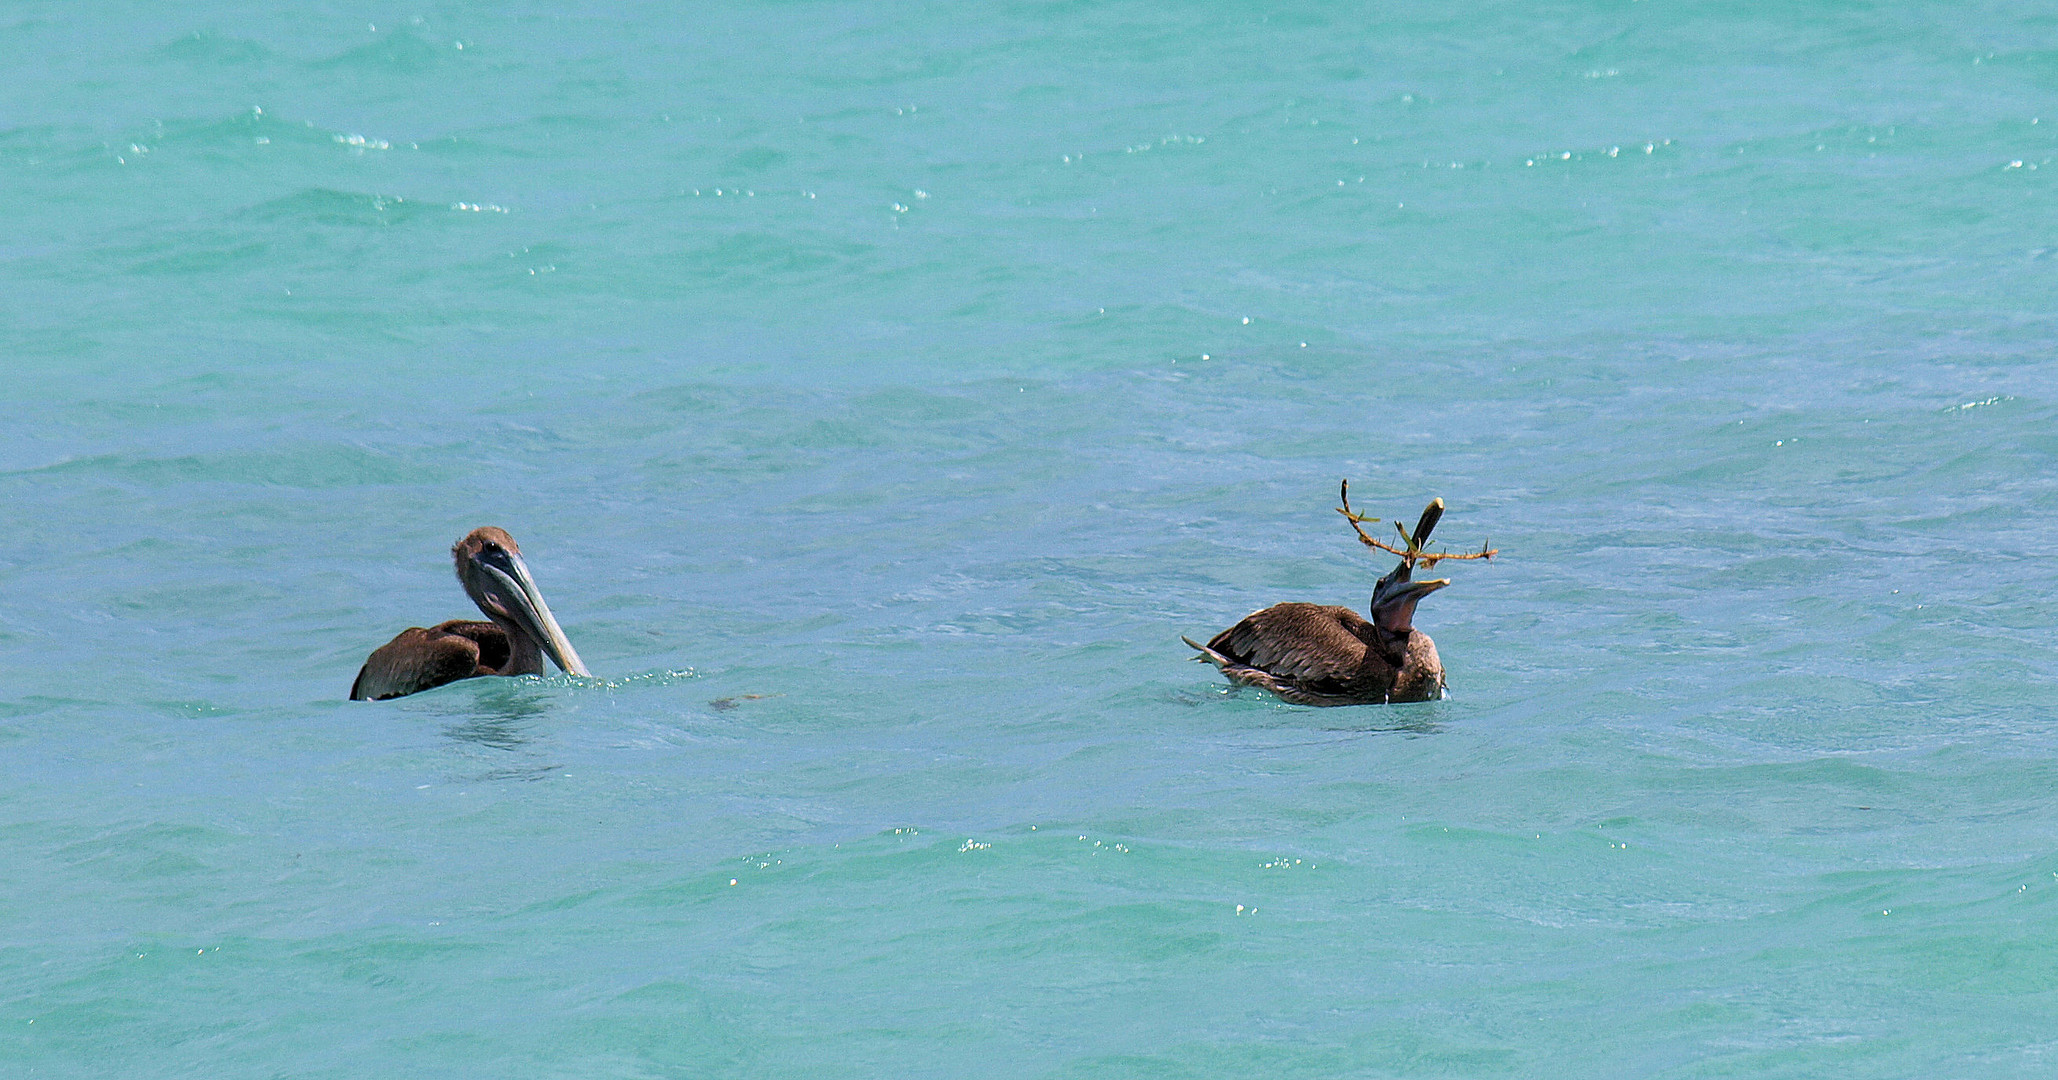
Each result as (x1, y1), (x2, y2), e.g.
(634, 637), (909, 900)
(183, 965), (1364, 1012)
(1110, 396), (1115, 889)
(1951, 395), (2012, 412)
(312, 25), (453, 75)
(2, 445), (443, 487)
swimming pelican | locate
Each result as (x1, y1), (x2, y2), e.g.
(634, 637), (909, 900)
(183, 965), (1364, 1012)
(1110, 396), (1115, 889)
(349, 527), (591, 701)
(1186, 493), (1488, 706)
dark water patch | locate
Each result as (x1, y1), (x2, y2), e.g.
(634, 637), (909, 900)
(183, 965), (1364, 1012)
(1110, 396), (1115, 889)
(629, 381), (751, 415)
(240, 189), (434, 228)
(0, 695), (108, 720)
(122, 236), (273, 276)
(161, 30), (273, 66)
(726, 146), (788, 172)
(442, 717), (537, 753)
(462, 762), (564, 783)
(52, 822), (237, 883)
(649, 229), (874, 288)
(0, 122), (61, 146)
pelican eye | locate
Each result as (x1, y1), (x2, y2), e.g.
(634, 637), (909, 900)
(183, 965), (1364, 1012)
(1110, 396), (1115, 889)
(473, 544), (520, 578)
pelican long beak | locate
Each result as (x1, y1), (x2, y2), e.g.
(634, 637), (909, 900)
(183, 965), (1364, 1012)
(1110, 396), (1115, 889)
(1387, 578), (1450, 601)
(471, 547), (593, 677)
(1371, 577), (1449, 633)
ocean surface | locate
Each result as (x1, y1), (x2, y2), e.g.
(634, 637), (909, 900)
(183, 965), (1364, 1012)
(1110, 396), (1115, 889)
(5, 2), (2058, 1076)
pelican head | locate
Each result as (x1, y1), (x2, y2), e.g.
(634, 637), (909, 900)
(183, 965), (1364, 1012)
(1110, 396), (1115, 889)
(1369, 497), (1451, 634)
(452, 527), (592, 677)
(1370, 563), (1449, 634)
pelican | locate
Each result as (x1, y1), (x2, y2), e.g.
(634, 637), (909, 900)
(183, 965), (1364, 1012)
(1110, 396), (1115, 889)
(1185, 495), (1480, 706)
(349, 527), (592, 701)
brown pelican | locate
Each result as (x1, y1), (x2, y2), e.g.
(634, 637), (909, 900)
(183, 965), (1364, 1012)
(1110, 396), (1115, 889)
(1185, 492), (1490, 706)
(349, 527), (592, 701)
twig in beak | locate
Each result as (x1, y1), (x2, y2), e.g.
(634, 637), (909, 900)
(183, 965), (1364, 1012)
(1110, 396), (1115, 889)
(1335, 480), (1498, 565)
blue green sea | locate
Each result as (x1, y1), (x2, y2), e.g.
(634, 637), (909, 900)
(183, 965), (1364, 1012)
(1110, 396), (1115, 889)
(6, 2), (2058, 1076)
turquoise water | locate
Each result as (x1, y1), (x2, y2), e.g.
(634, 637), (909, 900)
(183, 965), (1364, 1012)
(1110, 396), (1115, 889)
(6, 2), (2058, 1075)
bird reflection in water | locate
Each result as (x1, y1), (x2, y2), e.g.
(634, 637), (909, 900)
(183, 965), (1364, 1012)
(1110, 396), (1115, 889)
(1200, 685), (1447, 741)
(436, 684), (563, 780)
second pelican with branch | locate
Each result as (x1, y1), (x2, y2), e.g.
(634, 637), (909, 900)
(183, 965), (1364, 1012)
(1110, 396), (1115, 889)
(1185, 483), (1495, 706)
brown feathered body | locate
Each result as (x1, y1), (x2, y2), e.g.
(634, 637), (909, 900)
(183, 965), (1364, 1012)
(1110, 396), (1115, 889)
(349, 619), (544, 702)
(1190, 603), (1443, 706)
